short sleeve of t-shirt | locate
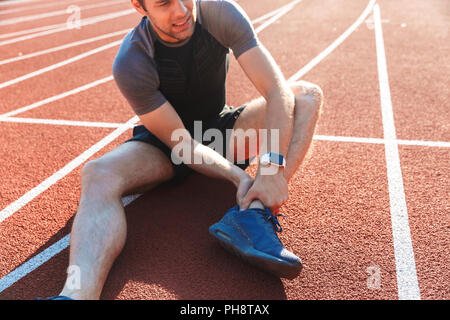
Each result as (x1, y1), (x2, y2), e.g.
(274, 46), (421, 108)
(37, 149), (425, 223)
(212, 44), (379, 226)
(112, 0), (260, 116)
(112, 27), (167, 116)
(199, 0), (260, 59)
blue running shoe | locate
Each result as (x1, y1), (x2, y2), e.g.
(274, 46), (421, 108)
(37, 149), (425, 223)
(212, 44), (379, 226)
(209, 205), (302, 279)
(36, 295), (73, 300)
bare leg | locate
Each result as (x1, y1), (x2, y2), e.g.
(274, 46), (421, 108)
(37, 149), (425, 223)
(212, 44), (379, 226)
(283, 81), (324, 182)
(59, 141), (175, 300)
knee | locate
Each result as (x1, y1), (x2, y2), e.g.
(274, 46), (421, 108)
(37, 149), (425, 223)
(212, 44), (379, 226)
(290, 81), (324, 116)
(81, 159), (124, 197)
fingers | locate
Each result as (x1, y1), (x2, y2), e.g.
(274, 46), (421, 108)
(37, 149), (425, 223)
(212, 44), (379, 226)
(240, 191), (287, 213)
(239, 189), (256, 210)
(238, 178), (289, 213)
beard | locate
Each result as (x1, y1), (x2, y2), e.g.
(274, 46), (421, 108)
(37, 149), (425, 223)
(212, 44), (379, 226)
(148, 5), (197, 43)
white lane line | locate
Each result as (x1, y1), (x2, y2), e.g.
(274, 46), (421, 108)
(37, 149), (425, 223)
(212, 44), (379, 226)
(0, 3), (298, 114)
(254, 0), (302, 33)
(0, 235), (70, 293)
(288, 0), (377, 82)
(0, 116), (131, 128)
(252, 0), (301, 25)
(0, 76), (113, 117)
(0, 0), (89, 16)
(0, 193), (141, 294)
(0, 29), (130, 66)
(0, 2), (297, 89)
(0, 130), (446, 296)
(395, 139), (450, 148)
(373, 4), (421, 300)
(0, 0), (434, 296)
(0, 0), (127, 26)
(0, 9), (135, 44)
(1, 111), (449, 147)
(0, 0), (44, 6)
(314, 135), (450, 148)
(0, 116), (139, 224)
(0, 0), (307, 292)
(0, 0), (280, 45)
(314, 135), (385, 144)
(0, 40), (122, 89)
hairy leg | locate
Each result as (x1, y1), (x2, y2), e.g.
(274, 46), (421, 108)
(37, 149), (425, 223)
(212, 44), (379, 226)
(59, 141), (175, 300)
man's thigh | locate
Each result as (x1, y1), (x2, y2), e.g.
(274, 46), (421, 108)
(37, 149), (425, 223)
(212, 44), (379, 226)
(228, 81), (318, 163)
(227, 96), (266, 163)
(89, 140), (176, 197)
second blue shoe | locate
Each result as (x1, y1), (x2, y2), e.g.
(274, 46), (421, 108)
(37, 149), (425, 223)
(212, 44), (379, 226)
(209, 205), (302, 279)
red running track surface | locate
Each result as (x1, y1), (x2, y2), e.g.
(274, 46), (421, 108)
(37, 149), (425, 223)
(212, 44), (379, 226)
(0, 0), (448, 300)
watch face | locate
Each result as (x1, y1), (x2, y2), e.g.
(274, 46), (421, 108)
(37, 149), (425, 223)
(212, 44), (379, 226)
(260, 153), (285, 167)
(269, 152), (283, 165)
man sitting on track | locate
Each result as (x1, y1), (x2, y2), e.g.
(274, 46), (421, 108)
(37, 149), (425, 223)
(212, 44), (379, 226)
(45, 0), (323, 300)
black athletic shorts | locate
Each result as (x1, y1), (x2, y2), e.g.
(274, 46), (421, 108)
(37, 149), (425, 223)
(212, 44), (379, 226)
(124, 104), (252, 183)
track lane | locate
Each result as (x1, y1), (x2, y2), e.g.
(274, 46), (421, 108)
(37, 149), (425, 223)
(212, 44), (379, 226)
(0, 0), (306, 298)
(0, 34), (126, 82)
(16, 80), (134, 124)
(0, 45), (121, 113)
(378, 0), (450, 142)
(0, 1), (131, 35)
(0, 0), (398, 297)
(227, 0), (384, 139)
(398, 146), (449, 300)
(377, 0), (449, 300)
(0, 0), (446, 300)
(0, 0), (94, 19)
(0, 0), (127, 24)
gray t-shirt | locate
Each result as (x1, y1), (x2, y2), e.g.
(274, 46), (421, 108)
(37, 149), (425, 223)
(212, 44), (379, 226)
(112, 0), (260, 116)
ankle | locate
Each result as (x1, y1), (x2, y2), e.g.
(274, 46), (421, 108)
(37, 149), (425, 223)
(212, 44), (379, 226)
(248, 200), (265, 210)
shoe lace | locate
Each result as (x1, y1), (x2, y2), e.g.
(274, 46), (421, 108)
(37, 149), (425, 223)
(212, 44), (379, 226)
(264, 211), (285, 233)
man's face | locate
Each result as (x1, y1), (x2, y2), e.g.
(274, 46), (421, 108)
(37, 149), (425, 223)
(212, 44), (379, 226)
(139, 0), (197, 43)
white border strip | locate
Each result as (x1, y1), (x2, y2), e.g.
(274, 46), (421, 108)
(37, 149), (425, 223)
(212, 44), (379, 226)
(0, 0), (306, 293)
(288, 0), (377, 82)
(0, 29), (130, 66)
(0, 0), (436, 299)
(254, 0), (302, 33)
(0, 76), (113, 117)
(0, 9), (135, 44)
(0, 116), (139, 224)
(0, 40), (122, 89)
(0, 116), (129, 128)
(396, 139), (450, 148)
(373, 4), (421, 300)
(0, 0), (44, 6)
(0, 0), (89, 15)
(0, 234), (71, 293)
(0, 2), (298, 89)
(0, 0), (127, 26)
(0, 1), (294, 220)
(314, 135), (450, 148)
(0, 193), (140, 294)
(251, 0), (300, 25)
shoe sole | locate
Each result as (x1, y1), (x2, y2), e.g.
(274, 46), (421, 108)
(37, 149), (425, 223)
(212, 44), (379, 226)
(209, 222), (302, 280)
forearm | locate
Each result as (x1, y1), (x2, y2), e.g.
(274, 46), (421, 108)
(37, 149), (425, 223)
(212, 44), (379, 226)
(259, 87), (295, 177)
(174, 138), (250, 187)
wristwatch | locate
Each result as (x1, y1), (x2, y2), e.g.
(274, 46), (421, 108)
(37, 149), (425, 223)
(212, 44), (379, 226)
(259, 152), (286, 168)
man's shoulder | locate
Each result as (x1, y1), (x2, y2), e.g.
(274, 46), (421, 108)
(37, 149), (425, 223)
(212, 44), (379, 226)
(198, 0), (258, 58)
(112, 17), (157, 80)
(198, 0), (240, 23)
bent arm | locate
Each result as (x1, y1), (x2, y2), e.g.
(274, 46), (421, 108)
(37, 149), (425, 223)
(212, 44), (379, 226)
(138, 101), (250, 187)
(237, 45), (295, 171)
